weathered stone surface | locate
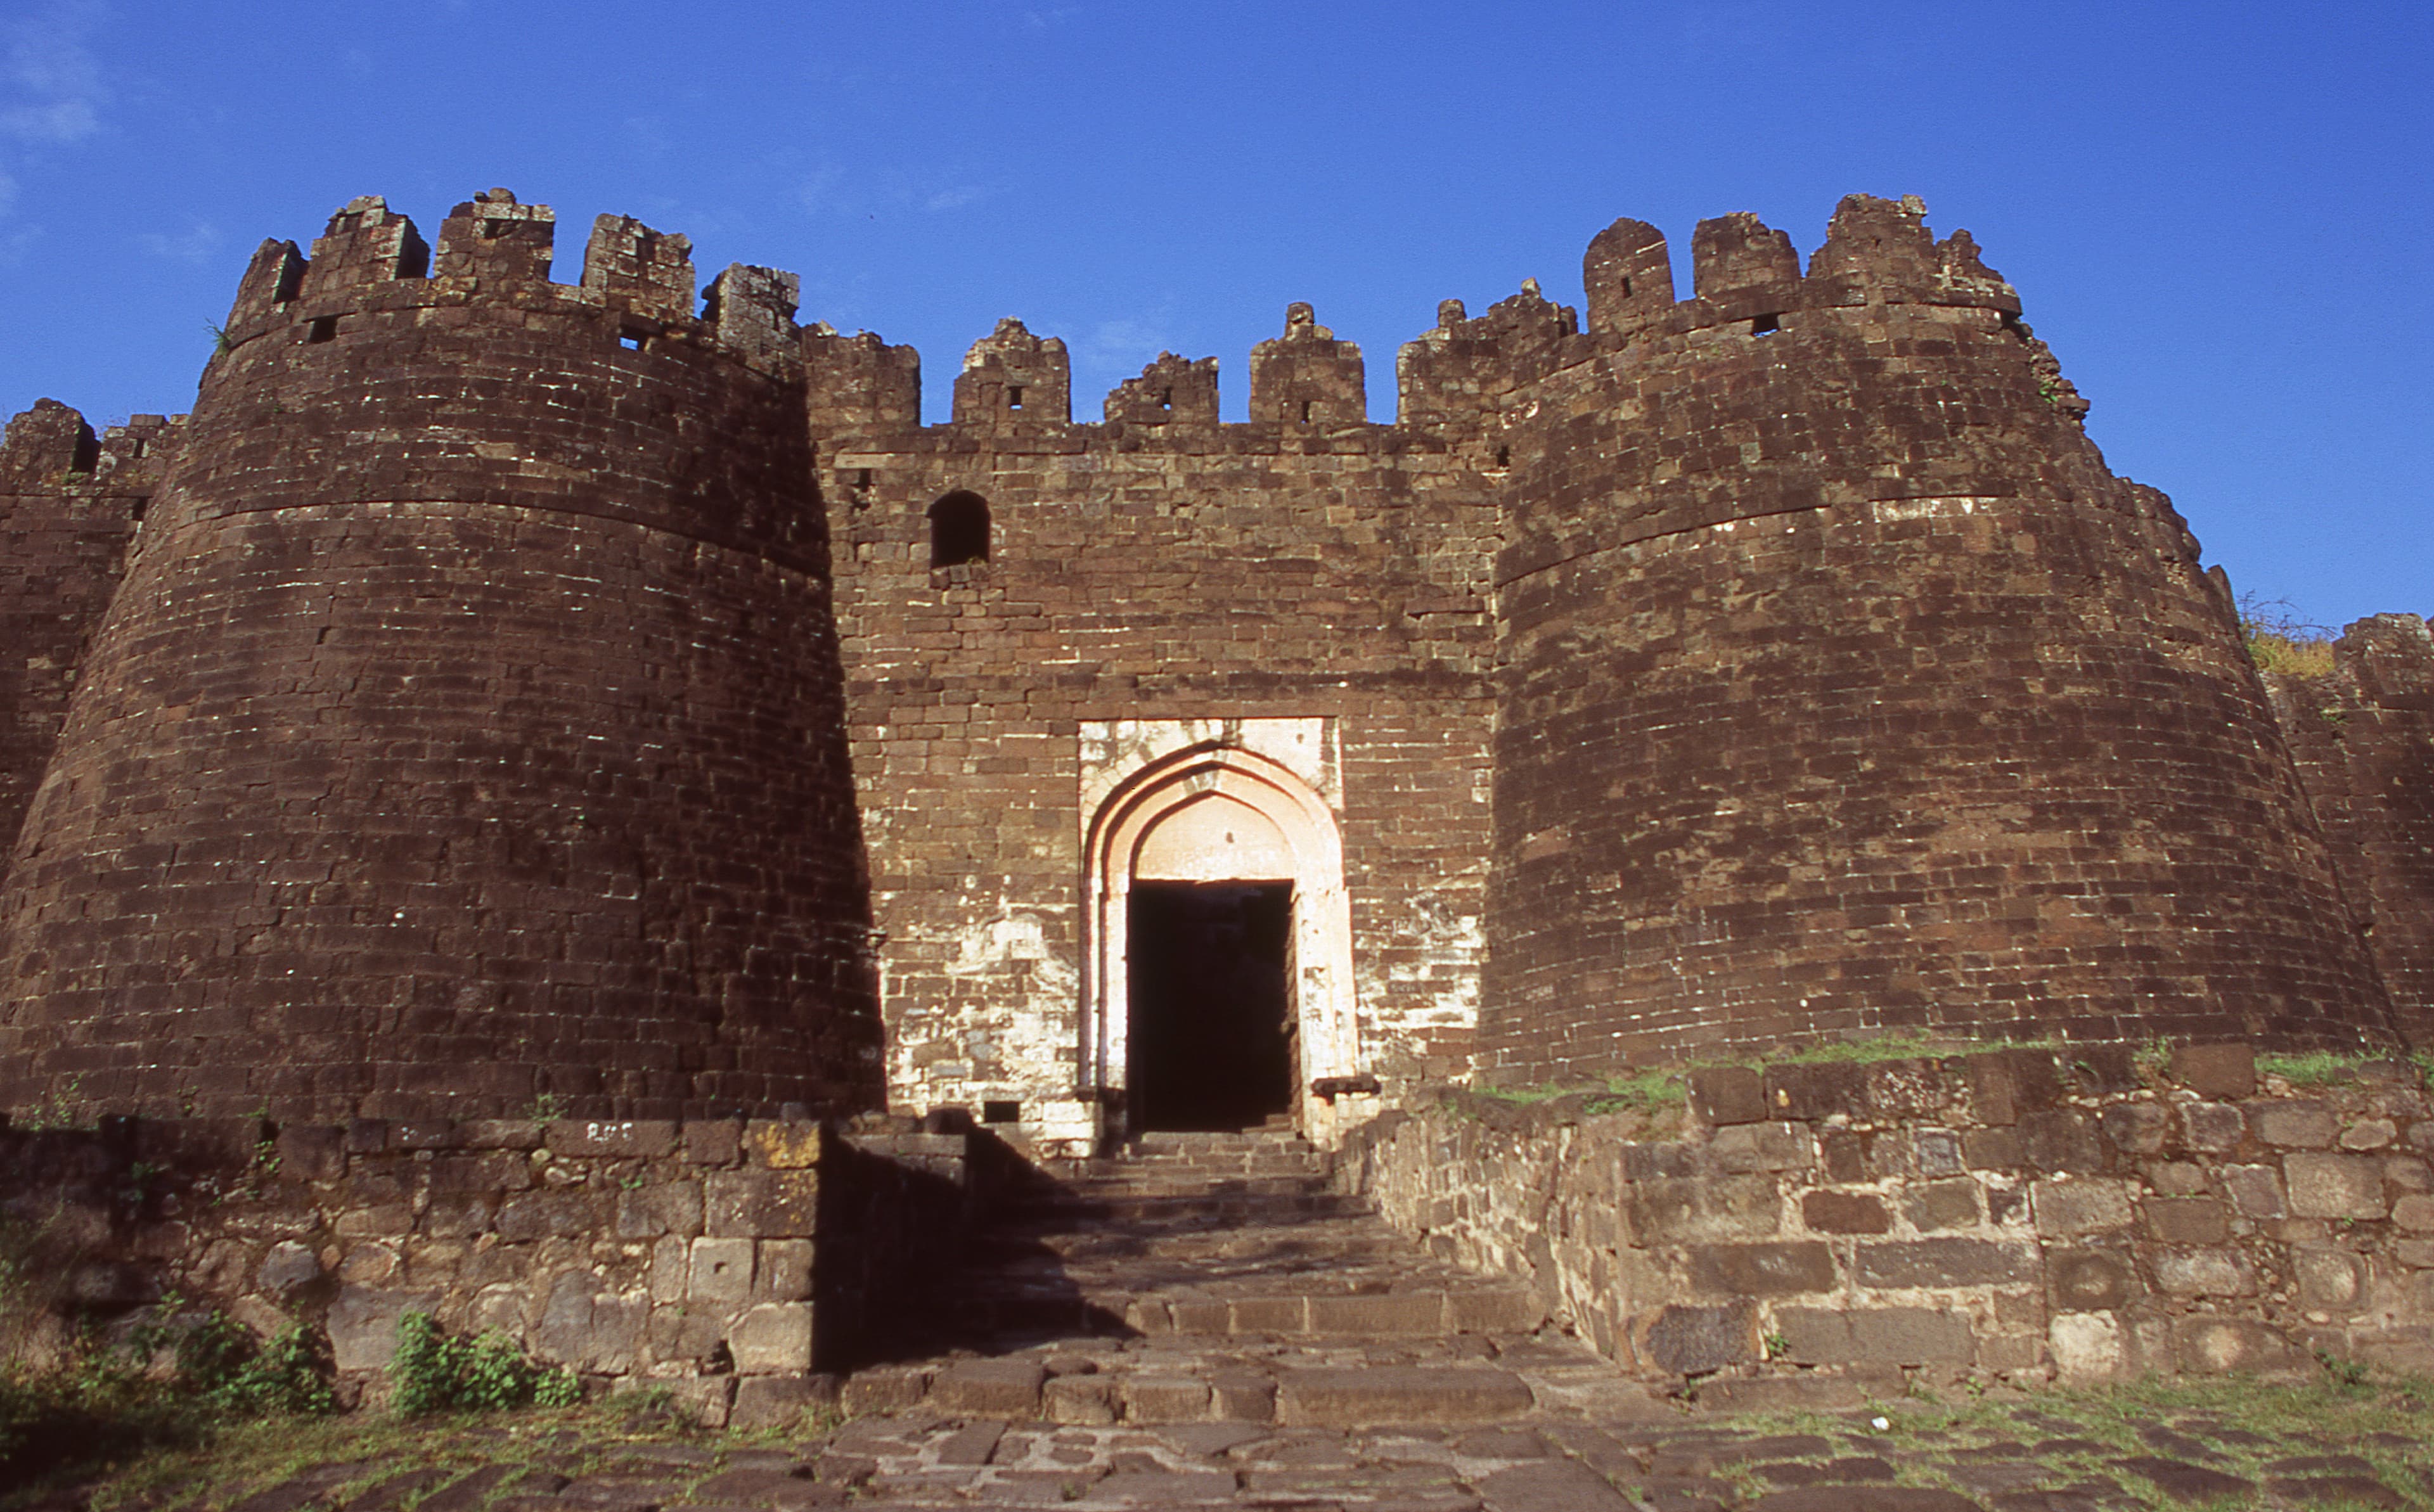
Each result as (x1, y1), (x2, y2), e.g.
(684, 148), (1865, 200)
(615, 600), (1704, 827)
(2149, 1246), (2257, 1297)
(2031, 1179), (2134, 1238)
(1802, 1191), (1891, 1233)
(726, 1302), (815, 1374)
(1275, 1366), (1534, 1426)
(2141, 1196), (2227, 1245)
(1640, 1300), (1756, 1374)
(2285, 1151), (2388, 1219)
(1690, 1241), (1837, 1296)
(2173, 1316), (2308, 1376)
(1476, 1459), (1638, 1511)
(2046, 1248), (2135, 1312)
(326, 1285), (441, 1373)
(1855, 1238), (2037, 1288)
(1903, 1179), (1982, 1232)
(1711, 1121), (1815, 1173)
(930, 1357), (1046, 1418)
(2250, 1099), (2339, 1149)
(1778, 1305), (1973, 1365)
(2172, 1043), (2257, 1099)
(1689, 1066), (1766, 1126)
(705, 1169), (821, 1238)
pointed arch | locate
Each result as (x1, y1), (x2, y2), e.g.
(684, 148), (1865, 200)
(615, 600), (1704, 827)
(1081, 742), (1359, 1142)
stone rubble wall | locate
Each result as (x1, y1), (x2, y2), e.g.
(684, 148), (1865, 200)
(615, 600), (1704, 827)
(1343, 1044), (2434, 1389)
(0, 1112), (976, 1427)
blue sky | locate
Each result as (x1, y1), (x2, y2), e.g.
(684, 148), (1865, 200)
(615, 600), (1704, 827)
(2, 1), (2425, 628)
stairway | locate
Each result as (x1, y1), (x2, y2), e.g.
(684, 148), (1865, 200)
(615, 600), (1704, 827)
(842, 1125), (1645, 1428)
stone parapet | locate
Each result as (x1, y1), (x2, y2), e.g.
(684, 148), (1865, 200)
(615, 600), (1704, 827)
(0, 1112), (976, 1423)
(1344, 1046), (2434, 1388)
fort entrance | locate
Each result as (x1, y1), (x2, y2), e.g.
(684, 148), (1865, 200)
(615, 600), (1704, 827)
(1080, 724), (1362, 1145)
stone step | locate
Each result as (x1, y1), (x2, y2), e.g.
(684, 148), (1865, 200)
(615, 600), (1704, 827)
(998, 1189), (1369, 1227)
(936, 1274), (1546, 1340)
(844, 1352), (1559, 1428)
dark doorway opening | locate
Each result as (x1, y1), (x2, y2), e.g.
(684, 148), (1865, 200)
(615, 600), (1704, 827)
(1128, 881), (1294, 1133)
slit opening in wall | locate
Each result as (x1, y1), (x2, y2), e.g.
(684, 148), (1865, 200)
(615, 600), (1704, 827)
(1007, 385), (1025, 411)
(982, 1099), (1021, 1124)
(1494, 445), (1510, 470)
(1751, 312), (1780, 336)
(619, 328), (648, 352)
(1299, 400), (1312, 424)
(305, 316), (340, 344)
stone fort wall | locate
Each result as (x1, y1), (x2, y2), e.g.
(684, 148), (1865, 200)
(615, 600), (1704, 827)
(0, 192), (880, 1124)
(1479, 198), (2399, 1084)
(0, 186), (2424, 1148)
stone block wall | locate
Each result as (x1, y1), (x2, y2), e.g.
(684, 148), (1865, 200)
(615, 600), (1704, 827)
(0, 402), (176, 882)
(2265, 614), (2434, 1045)
(809, 310), (1504, 1144)
(1343, 1045), (2434, 1388)
(0, 1113), (973, 1425)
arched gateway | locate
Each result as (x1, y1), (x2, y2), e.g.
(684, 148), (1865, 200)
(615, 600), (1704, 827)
(1081, 742), (1360, 1144)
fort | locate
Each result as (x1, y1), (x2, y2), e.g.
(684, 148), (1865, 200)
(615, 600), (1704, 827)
(2, 188), (2431, 1419)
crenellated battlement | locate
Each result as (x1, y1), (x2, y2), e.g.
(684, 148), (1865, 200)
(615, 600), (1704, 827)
(210, 189), (800, 378)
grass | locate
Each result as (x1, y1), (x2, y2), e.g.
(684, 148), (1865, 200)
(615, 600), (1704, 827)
(1719, 1366), (2434, 1510)
(1470, 1027), (2064, 1115)
(2240, 593), (2340, 679)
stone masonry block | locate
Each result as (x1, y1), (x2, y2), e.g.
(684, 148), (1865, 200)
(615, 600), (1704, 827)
(1962, 1127), (2023, 1170)
(2284, 1152), (2387, 1219)
(1801, 1191), (1891, 1234)
(1902, 1179), (1981, 1232)
(2149, 1247), (2258, 1298)
(755, 1238), (815, 1302)
(1689, 1065), (1765, 1125)
(2394, 1194), (2434, 1232)
(1855, 1238), (2038, 1288)
(1044, 1374), (1117, 1424)
(1121, 1376), (1212, 1424)
(1639, 1300), (1756, 1375)
(1710, 1121), (1815, 1174)
(2294, 1247), (2366, 1310)
(745, 1122), (824, 1170)
(1308, 1291), (1447, 1335)
(2172, 1044), (2257, 1099)
(689, 1237), (754, 1305)
(728, 1303), (813, 1374)
(683, 1120), (743, 1166)
(2047, 1248), (2135, 1312)
(546, 1118), (677, 1158)
(1850, 1307), (1976, 1366)
(1626, 1174), (1782, 1241)
(2032, 1179), (2135, 1238)
(2098, 1103), (2168, 1155)
(1449, 1286), (1547, 1333)
(2224, 1163), (2286, 1219)
(1763, 1062), (1868, 1121)
(930, 1358), (1047, 1417)
(706, 1169), (820, 1238)
(2250, 1100), (2338, 1150)
(2019, 1109), (2102, 1173)
(2180, 1102), (2245, 1153)
(2174, 1316), (2309, 1378)
(614, 1180), (704, 1240)
(1689, 1241), (1836, 1296)
(2143, 1196), (2229, 1245)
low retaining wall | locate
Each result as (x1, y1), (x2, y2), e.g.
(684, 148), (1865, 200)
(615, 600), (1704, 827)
(0, 1112), (978, 1425)
(1342, 1045), (2434, 1388)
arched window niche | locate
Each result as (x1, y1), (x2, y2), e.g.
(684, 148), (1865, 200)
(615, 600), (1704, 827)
(928, 490), (991, 570)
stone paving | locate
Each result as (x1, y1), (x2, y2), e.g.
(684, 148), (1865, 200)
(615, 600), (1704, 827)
(25, 1130), (2434, 1510)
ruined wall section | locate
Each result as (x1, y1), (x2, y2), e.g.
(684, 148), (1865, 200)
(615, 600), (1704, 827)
(2267, 615), (2434, 1044)
(1483, 196), (2396, 1082)
(0, 402), (179, 881)
(808, 312), (1509, 1141)
(0, 191), (881, 1124)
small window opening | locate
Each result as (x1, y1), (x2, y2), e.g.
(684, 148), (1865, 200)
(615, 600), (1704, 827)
(1620, 274), (1633, 298)
(1751, 312), (1780, 336)
(1495, 445), (1510, 469)
(481, 219), (510, 239)
(273, 259), (306, 305)
(982, 1099), (1021, 1124)
(856, 468), (873, 489)
(129, 439), (149, 459)
(619, 331), (647, 352)
(305, 316), (340, 344)
(2000, 310), (2026, 338)
(1299, 400), (1313, 423)
(1159, 388), (1173, 411)
(1007, 385), (1025, 411)
(929, 490), (991, 569)
(128, 497), (149, 522)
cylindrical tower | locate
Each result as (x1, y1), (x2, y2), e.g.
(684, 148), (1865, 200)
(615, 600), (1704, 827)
(1481, 196), (2399, 1081)
(0, 190), (880, 1121)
